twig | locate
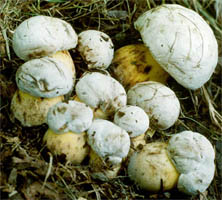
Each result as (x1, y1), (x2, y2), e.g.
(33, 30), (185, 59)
(42, 152), (53, 190)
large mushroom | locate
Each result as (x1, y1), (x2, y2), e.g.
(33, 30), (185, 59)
(134, 4), (218, 89)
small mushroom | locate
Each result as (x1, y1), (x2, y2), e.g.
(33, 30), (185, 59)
(114, 105), (149, 137)
(43, 129), (89, 165)
(87, 119), (130, 165)
(128, 142), (179, 192)
(110, 44), (169, 90)
(167, 131), (215, 195)
(10, 90), (63, 127)
(76, 72), (127, 116)
(127, 81), (180, 130)
(77, 30), (114, 69)
(16, 55), (74, 98)
(47, 100), (93, 134)
(13, 15), (78, 60)
(134, 4), (218, 89)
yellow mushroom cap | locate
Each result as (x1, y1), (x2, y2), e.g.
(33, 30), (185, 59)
(50, 50), (76, 79)
(110, 44), (169, 90)
(10, 90), (63, 127)
(128, 142), (179, 192)
(43, 129), (89, 165)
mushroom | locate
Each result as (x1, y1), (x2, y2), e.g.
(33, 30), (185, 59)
(87, 119), (130, 180)
(13, 15), (78, 60)
(167, 131), (215, 195)
(47, 100), (93, 134)
(87, 119), (130, 165)
(128, 142), (179, 192)
(77, 30), (114, 69)
(43, 129), (89, 165)
(10, 90), (63, 127)
(16, 54), (74, 98)
(110, 44), (169, 90)
(114, 105), (149, 137)
(75, 72), (127, 116)
(127, 81), (180, 130)
(134, 4), (218, 90)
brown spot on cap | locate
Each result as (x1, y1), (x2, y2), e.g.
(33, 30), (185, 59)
(100, 35), (109, 42)
(144, 65), (152, 73)
(57, 106), (67, 114)
(16, 92), (22, 103)
(28, 50), (48, 59)
(117, 111), (125, 118)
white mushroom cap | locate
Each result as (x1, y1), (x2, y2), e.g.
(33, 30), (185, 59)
(13, 15), (78, 60)
(47, 100), (93, 134)
(167, 131), (215, 173)
(87, 119), (130, 165)
(167, 131), (215, 195)
(43, 129), (89, 164)
(16, 57), (74, 98)
(76, 72), (127, 115)
(178, 164), (215, 195)
(127, 81), (180, 130)
(134, 4), (218, 90)
(77, 30), (114, 69)
(128, 142), (179, 192)
(114, 105), (149, 137)
(10, 90), (64, 127)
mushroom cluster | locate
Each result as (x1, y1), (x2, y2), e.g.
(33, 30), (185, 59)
(11, 15), (78, 127)
(10, 3), (218, 197)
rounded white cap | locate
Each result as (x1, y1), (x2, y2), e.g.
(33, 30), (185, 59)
(114, 105), (149, 137)
(134, 4), (218, 89)
(76, 72), (127, 115)
(127, 81), (180, 130)
(13, 15), (78, 60)
(167, 131), (215, 195)
(87, 119), (130, 164)
(77, 30), (114, 69)
(47, 100), (93, 134)
(16, 57), (74, 98)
